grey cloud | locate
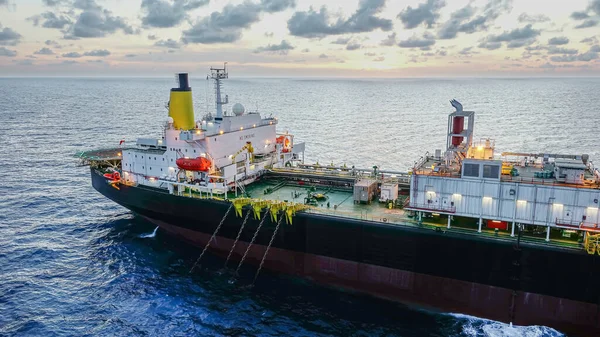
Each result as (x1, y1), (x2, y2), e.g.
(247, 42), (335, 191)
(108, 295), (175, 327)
(43, 0), (67, 6)
(301, 48), (309, 52)
(148, 34), (157, 40)
(547, 46), (578, 54)
(182, 2), (266, 44)
(506, 39), (535, 48)
(0, 26), (21, 46)
(580, 36), (598, 44)
(34, 47), (55, 55)
(373, 56), (385, 61)
(518, 13), (550, 23)
(591, 0), (600, 15)
(477, 41), (501, 50)
(254, 40), (294, 54)
(548, 36), (569, 45)
(550, 51), (598, 62)
(0, 0), (8, 6)
(380, 32), (396, 46)
(364, 52), (376, 56)
(331, 37), (351, 45)
(346, 43), (361, 50)
(483, 24), (540, 49)
(83, 49), (110, 56)
(397, 0), (445, 29)
(575, 19), (598, 29)
(62, 52), (82, 58)
(73, 0), (101, 11)
(571, 0), (600, 27)
(140, 0), (209, 29)
(287, 0), (392, 38)
(590, 45), (600, 52)
(571, 11), (589, 19)
(318, 53), (328, 58)
(260, 0), (295, 13)
(398, 32), (436, 49)
(0, 46), (16, 57)
(155, 38), (182, 48)
(67, 7), (135, 38)
(61, 60), (78, 65)
(37, 11), (72, 29)
(437, 0), (512, 40)
(459, 46), (478, 55)
(125, 54), (136, 57)
(578, 51), (599, 61)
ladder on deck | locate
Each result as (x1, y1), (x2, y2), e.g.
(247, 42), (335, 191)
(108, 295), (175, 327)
(236, 178), (247, 197)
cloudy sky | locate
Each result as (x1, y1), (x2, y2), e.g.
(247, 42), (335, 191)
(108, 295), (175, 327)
(0, 0), (599, 77)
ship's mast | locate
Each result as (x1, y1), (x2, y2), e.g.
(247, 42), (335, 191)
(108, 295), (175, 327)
(210, 63), (228, 123)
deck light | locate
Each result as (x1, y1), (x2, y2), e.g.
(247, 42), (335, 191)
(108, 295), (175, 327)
(219, 130), (224, 135)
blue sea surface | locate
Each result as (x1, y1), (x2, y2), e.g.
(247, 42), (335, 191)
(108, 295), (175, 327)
(2, 76), (598, 336)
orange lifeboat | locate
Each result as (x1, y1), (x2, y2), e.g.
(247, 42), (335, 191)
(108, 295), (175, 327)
(103, 171), (121, 181)
(276, 135), (292, 153)
(176, 157), (211, 171)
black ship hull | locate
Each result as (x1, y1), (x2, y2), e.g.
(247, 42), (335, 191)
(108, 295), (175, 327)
(92, 169), (600, 335)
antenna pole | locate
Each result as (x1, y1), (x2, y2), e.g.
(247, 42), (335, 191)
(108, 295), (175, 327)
(211, 62), (228, 122)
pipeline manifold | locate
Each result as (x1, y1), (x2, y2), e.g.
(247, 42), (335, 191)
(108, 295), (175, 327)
(231, 198), (310, 225)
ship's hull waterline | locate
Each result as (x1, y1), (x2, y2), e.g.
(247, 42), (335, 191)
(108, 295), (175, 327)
(92, 169), (600, 336)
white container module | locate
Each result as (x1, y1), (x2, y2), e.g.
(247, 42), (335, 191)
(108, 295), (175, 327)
(380, 183), (398, 202)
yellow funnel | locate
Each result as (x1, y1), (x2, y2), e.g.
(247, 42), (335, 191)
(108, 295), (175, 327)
(168, 73), (195, 130)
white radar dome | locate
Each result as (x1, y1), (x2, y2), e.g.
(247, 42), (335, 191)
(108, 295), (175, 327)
(232, 103), (245, 116)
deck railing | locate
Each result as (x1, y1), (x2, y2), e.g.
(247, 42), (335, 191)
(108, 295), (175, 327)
(404, 202), (456, 213)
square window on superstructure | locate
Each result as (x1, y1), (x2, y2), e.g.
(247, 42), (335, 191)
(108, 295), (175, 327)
(463, 163), (479, 177)
(483, 165), (500, 179)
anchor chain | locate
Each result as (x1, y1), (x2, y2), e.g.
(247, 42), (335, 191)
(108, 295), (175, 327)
(254, 214), (284, 283)
(190, 203), (233, 273)
(224, 209), (252, 268)
(235, 208), (270, 275)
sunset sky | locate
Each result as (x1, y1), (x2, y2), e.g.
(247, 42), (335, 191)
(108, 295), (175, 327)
(0, 0), (599, 76)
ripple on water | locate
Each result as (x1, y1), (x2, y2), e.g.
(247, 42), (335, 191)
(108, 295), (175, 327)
(2, 77), (593, 336)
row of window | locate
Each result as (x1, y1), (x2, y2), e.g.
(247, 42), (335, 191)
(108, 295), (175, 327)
(463, 163), (500, 179)
(168, 147), (197, 153)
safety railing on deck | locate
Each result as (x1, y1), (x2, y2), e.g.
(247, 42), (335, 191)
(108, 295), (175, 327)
(404, 202), (456, 213)
(555, 218), (600, 231)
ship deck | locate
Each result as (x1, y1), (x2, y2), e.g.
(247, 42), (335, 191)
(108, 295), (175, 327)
(243, 178), (583, 250)
(415, 157), (599, 189)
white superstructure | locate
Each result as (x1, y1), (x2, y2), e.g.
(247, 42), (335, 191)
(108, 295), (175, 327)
(407, 100), (600, 239)
(119, 65), (305, 196)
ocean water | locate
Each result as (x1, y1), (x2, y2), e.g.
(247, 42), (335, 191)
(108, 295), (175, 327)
(2, 76), (599, 337)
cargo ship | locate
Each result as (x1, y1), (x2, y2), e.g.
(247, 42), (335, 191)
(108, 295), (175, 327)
(78, 66), (600, 336)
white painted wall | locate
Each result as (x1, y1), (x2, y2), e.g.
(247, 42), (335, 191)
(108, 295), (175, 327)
(410, 174), (600, 228)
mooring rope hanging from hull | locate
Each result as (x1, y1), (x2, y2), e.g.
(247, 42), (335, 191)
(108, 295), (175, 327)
(224, 209), (252, 268)
(190, 203), (234, 273)
(235, 209), (270, 275)
(253, 214), (284, 283)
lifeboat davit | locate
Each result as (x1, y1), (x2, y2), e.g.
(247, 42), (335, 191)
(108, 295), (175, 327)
(276, 135), (292, 153)
(176, 157), (211, 171)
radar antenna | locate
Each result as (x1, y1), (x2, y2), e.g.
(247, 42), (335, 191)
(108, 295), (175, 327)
(210, 62), (229, 122)
(450, 99), (463, 113)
